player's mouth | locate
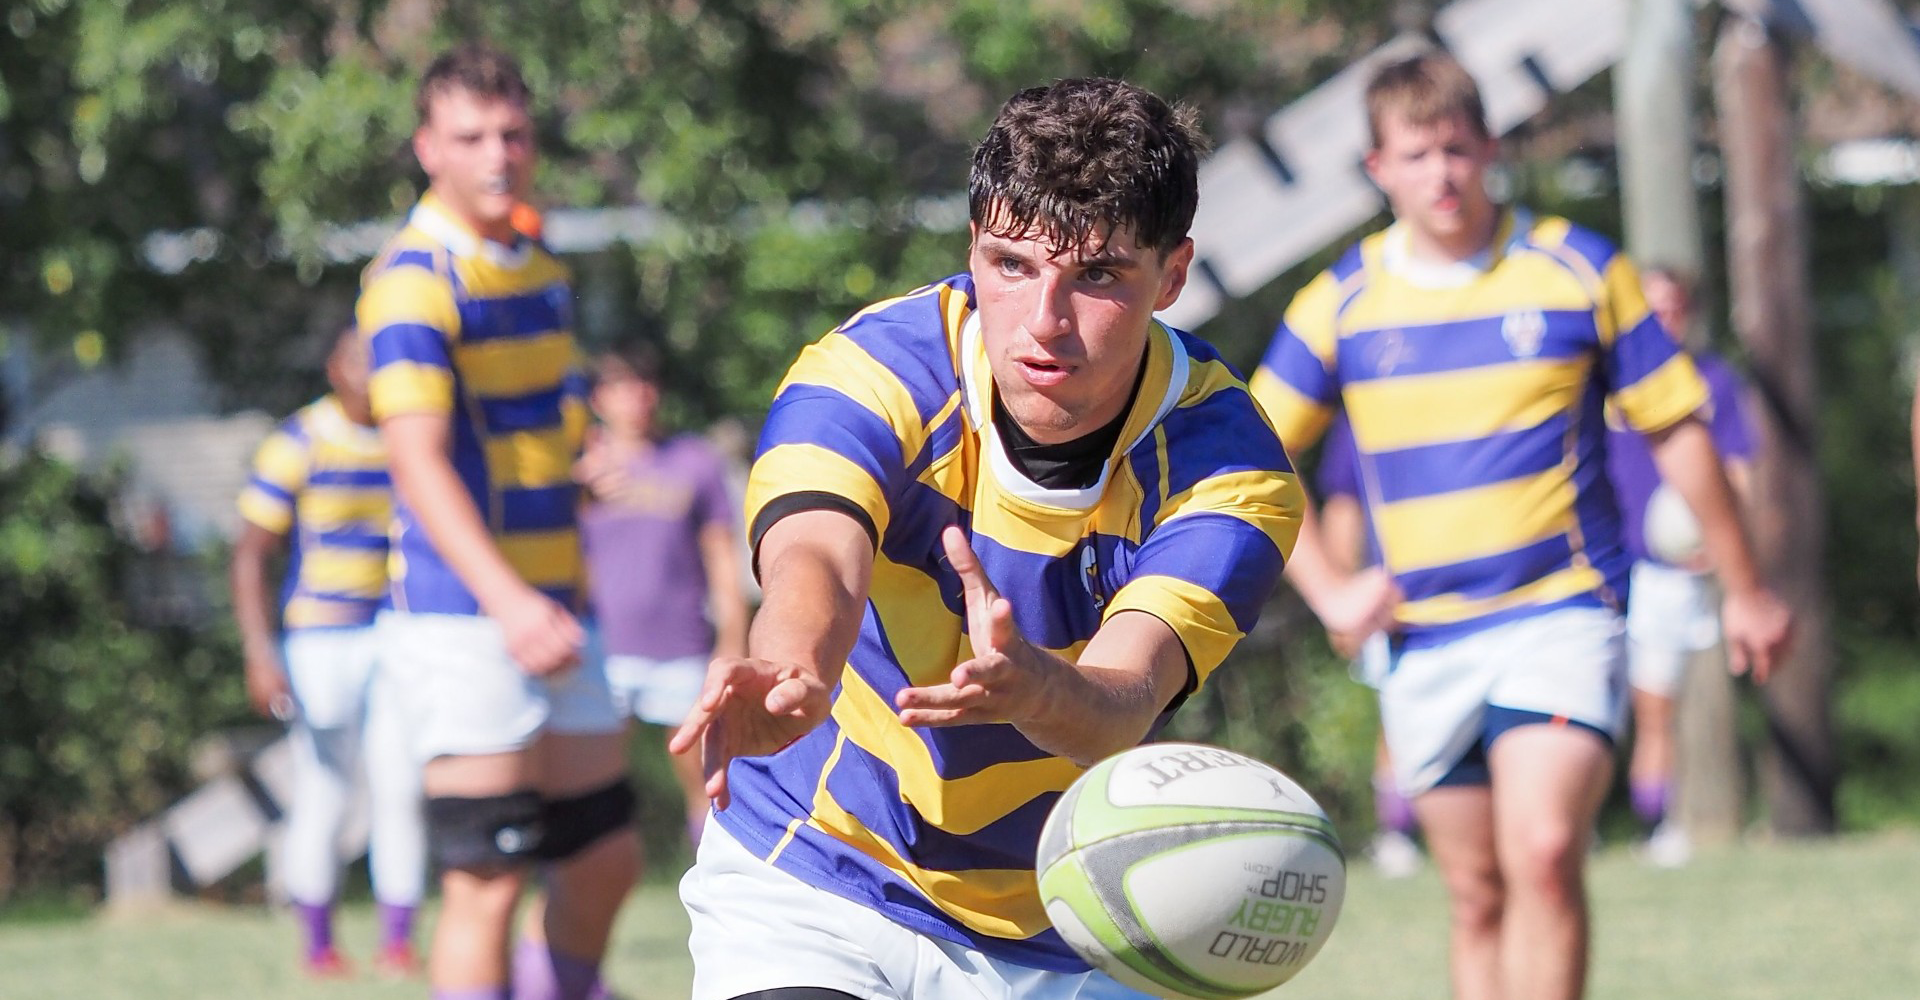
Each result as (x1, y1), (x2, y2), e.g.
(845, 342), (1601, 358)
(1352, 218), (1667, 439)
(1015, 358), (1075, 387)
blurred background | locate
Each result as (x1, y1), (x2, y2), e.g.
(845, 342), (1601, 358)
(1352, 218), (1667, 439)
(3, 0), (1919, 922)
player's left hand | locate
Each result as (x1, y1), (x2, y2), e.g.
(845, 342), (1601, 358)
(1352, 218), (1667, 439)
(1721, 585), (1793, 683)
(670, 655), (832, 811)
(895, 525), (1059, 728)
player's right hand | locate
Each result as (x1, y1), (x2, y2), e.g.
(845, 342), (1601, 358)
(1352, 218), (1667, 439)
(1721, 585), (1793, 684)
(243, 650), (294, 721)
(669, 656), (831, 811)
(493, 588), (585, 676)
(1314, 566), (1401, 639)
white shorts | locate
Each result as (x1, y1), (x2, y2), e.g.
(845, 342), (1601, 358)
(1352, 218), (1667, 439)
(375, 611), (623, 763)
(283, 626), (381, 729)
(1347, 633), (1392, 690)
(1379, 606), (1628, 795)
(605, 653), (706, 727)
(681, 821), (1154, 1000)
(1626, 561), (1721, 698)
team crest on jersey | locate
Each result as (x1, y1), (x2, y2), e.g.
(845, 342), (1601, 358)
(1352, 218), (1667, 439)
(1363, 330), (1409, 376)
(1080, 545), (1106, 611)
(1501, 310), (1547, 358)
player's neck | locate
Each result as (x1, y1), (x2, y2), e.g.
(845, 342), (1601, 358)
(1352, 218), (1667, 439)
(602, 426), (658, 452)
(427, 188), (519, 247)
(1402, 203), (1500, 266)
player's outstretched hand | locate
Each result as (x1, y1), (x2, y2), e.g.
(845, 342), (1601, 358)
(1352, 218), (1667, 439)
(895, 525), (1055, 729)
(493, 586), (584, 677)
(670, 656), (832, 810)
(1721, 586), (1793, 684)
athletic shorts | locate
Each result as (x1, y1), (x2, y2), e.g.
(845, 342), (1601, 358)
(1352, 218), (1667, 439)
(604, 653), (706, 727)
(1626, 561), (1722, 698)
(283, 626), (380, 729)
(681, 821), (1154, 1000)
(1347, 632), (1392, 690)
(376, 611), (623, 763)
(1378, 606), (1628, 795)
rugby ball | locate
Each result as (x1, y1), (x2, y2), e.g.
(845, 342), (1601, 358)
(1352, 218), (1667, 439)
(1644, 484), (1705, 565)
(1036, 743), (1346, 998)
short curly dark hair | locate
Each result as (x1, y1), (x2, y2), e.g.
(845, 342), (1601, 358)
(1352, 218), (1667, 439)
(969, 78), (1207, 258)
(416, 43), (531, 125)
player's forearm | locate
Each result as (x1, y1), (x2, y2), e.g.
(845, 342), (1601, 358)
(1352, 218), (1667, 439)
(1650, 418), (1762, 595)
(748, 512), (871, 687)
(229, 551), (280, 657)
(1018, 611), (1190, 765)
(700, 526), (750, 659)
(1280, 499), (1346, 616)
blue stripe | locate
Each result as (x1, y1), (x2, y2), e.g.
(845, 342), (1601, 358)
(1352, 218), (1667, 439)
(307, 468), (389, 488)
(876, 480), (964, 617)
(1130, 513), (1285, 634)
(277, 415), (312, 446)
(246, 477), (294, 504)
(1603, 315), (1687, 393)
(759, 384), (907, 489)
(291, 589), (384, 606)
(836, 289), (965, 426)
(1336, 310), (1597, 384)
(1156, 388), (1292, 501)
(500, 484), (578, 533)
(309, 530), (388, 551)
(1367, 417), (1570, 506)
(1126, 439), (1166, 527)
(1549, 222), (1618, 275)
(965, 534), (1110, 650)
(822, 739), (1061, 869)
(1399, 594), (1607, 651)
(1569, 382), (1629, 601)
(369, 323), (451, 368)
(1257, 325), (1337, 408)
(1392, 534), (1577, 605)
(379, 248), (439, 275)
(476, 385), (566, 435)
(453, 288), (567, 344)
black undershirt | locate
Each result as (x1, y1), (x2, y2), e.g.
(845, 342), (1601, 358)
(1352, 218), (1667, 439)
(990, 359), (1143, 490)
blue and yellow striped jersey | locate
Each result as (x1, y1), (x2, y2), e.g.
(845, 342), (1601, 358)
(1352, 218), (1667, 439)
(1250, 210), (1708, 648)
(717, 273), (1304, 971)
(236, 395), (391, 630)
(358, 193), (590, 615)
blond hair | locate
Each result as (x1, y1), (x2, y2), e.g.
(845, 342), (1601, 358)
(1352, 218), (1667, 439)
(1365, 51), (1490, 148)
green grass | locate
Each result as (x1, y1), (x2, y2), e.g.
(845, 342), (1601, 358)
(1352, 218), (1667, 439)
(5, 832), (1917, 998)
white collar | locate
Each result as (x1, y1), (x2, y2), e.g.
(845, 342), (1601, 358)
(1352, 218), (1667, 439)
(312, 395), (383, 453)
(1380, 207), (1531, 290)
(409, 197), (533, 269)
(957, 312), (1189, 511)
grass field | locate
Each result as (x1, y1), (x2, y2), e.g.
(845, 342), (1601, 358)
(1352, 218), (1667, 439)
(4, 832), (1917, 999)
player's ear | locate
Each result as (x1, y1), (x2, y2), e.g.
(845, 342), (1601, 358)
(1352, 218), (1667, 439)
(412, 126), (437, 175)
(1362, 147), (1385, 189)
(1153, 238), (1195, 313)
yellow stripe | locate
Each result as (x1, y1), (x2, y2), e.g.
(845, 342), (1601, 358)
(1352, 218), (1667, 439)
(497, 529), (582, 589)
(868, 556), (964, 686)
(1375, 470), (1575, 572)
(1396, 564), (1605, 625)
(1612, 355), (1708, 434)
(283, 598), (379, 629)
(357, 266), (460, 333)
(298, 488), (391, 530)
(236, 489), (293, 535)
(766, 729), (851, 865)
(1158, 468), (1304, 559)
(1104, 575), (1244, 676)
(299, 549), (389, 596)
(1278, 269), (1343, 367)
(1247, 368), (1332, 454)
(746, 444), (892, 541)
(781, 334), (929, 457)
(1340, 258), (1598, 332)
(249, 433), (309, 492)
(447, 255), (570, 300)
(453, 332), (577, 398)
(1599, 255), (1652, 345)
(1343, 360), (1587, 453)
(370, 364), (455, 419)
(833, 667), (1085, 837)
(483, 427), (579, 491)
(805, 784), (1050, 938)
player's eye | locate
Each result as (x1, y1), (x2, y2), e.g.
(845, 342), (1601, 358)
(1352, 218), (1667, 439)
(1082, 267), (1117, 286)
(997, 255), (1026, 277)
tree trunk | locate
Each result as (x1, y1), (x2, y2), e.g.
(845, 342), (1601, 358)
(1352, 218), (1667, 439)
(1711, 14), (1837, 836)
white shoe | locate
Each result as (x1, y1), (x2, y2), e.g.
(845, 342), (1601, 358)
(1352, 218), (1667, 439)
(1639, 822), (1692, 868)
(1365, 830), (1423, 879)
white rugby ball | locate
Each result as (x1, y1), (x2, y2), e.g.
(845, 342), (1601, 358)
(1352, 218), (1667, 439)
(1036, 743), (1346, 999)
(1644, 484), (1705, 565)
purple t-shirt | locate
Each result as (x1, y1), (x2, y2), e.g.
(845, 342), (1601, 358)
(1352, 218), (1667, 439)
(1606, 351), (1754, 566)
(582, 434), (738, 659)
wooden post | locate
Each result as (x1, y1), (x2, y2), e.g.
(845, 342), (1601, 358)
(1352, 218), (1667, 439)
(1711, 13), (1837, 836)
(1614, 0), (1749, 847)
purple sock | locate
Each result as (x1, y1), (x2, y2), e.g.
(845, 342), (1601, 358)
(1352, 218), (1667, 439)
(1374, 779), (1418, 837)
(291, 900), (333, 961)
(511, 937), (602, 1000)
(1631, 779), (1670, 828)
(379, 901), (417, 949)
(433, 990), (509, 1000)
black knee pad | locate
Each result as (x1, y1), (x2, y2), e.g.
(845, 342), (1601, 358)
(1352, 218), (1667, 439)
(534, 779), (636, 862)
(425, 790), (546, 870)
